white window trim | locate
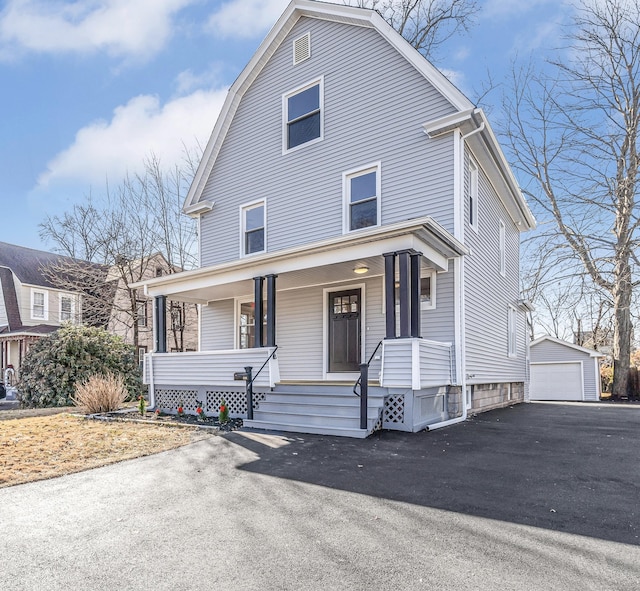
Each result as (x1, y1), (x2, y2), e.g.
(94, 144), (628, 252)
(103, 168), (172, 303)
(508, 305), (517, 358)
(282, 76), (324, 155)
(234, 295), (268, 350)
(240, 198), (267, 258)
(31, 289), (48, 321)
(469, 158), (479, 233)
(343, 161), (382, 234)
(499, 220), (506, 277)
(59, 294), (75, 323)
(380, 268), (437, 313)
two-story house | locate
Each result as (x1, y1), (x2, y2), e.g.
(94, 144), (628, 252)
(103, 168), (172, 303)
(0, 242), (82, 386)
(136, 0), (536, 437)
(107, 252), (199, 365)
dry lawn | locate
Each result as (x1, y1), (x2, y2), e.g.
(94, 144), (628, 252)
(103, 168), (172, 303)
(0, 413), (213, 488)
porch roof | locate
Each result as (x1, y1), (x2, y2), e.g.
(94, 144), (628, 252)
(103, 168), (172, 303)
(135, 217), (467, 304)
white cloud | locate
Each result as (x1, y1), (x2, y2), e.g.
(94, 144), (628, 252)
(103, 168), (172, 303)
(37, 86), (228, 188)
(207, 0), (289, 39)
(0, 0), (193, 60)
(175, 64), (224, 95)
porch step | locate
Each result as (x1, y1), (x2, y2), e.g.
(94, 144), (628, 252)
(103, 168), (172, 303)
(242, 419), (369, 439)
(243, 385), (385, 438)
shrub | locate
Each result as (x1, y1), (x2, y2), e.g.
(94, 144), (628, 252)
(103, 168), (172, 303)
(73, 373), (128, 413)
(18, 324), (144, 408)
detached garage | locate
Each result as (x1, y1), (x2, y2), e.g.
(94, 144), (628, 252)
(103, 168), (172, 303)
(530, 336), (604, 402)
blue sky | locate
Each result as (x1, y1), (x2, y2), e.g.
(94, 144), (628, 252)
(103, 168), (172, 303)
(0, 0), (570, 252)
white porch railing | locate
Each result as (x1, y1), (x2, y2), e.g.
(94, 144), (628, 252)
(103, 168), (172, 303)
(379, 338), (453, 390)
(143, 348), (280, 390)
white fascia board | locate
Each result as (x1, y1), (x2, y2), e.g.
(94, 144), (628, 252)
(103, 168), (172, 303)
(134, 216), (464, 298)
(422, 109), (476, 137)
(530, 335), (606, 358)
(184, 200), (214, 218)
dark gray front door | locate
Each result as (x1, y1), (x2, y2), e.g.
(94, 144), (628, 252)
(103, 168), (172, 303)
(328, 289), (361, 373)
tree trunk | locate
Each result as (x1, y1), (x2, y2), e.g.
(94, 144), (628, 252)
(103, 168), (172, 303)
(612, 258), (632, 399)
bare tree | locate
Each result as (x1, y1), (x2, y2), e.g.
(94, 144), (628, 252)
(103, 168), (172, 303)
(40, 153), (199, 351)
(348, 0), (478, 59)
(503, 0), (640, 398)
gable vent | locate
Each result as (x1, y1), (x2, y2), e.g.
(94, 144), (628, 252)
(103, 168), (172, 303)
(293, 32), (311, 65)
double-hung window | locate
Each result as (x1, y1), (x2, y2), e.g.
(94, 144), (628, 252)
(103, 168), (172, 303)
(508, 305), (517, 357)
(60, 295), (73, 322)
(137, 300), (148, 327)
(344, 163), (381, 232)
(31, 289), (47, 320)
(499, 220), (506, 276)
(469, 159), (479, 231)
(284, 78), (323, 151)
(242, 200), (266, 256)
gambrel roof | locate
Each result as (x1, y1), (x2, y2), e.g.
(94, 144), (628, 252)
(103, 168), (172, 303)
(184, 0), (477, 214)
(184, 0), (534, 230)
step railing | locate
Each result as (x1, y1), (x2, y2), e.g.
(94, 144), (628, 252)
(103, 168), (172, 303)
(353, 340), (383, 430)
(241, 346), (279, 420)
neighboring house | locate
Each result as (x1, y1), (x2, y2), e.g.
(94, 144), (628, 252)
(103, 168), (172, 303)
(107, 253), (198, 365)
(135, 0), (536, 437)
(573, 330), (614, 356)
(0, 242), (82, 381)
(530, 336), (604, 402)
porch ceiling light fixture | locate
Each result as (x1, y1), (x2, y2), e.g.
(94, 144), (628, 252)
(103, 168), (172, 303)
(353, 265), (369, 274)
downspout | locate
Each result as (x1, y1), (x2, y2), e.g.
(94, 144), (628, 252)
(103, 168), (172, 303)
(426, 124), (483, 431)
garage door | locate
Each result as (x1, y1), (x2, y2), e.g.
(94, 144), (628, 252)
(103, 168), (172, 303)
(530, 362), (583, 401)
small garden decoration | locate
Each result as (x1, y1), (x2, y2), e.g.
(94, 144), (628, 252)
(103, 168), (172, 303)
(177, 404), (184, 417)
(196, 405), (206, 421)
(219, 400), (229, 423)
(138, 395), (147, 416)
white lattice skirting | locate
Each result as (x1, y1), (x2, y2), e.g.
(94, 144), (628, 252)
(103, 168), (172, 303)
(383, 394), (405, 425)
(154, 386), (265, 418)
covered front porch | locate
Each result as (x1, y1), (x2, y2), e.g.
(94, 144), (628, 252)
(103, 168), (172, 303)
(138, 217), (467, 437)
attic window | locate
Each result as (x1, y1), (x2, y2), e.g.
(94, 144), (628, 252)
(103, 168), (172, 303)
(293, 32), (311, 65)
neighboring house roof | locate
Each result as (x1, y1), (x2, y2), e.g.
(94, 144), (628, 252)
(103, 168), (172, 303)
(0, 241), (73, 288)
(530, 335), (605, 358)
(0, 266), (22, 330)
(184, 0), (475, 215)
(0, 324), (59, 339)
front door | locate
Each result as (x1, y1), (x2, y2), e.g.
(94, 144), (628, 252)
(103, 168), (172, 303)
(328, 289), (361, 373)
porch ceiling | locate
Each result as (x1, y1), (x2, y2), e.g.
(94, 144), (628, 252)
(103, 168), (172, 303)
(137, 216), (467, 304)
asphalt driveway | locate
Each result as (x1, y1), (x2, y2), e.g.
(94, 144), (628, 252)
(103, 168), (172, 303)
(1, 402), (639, 590)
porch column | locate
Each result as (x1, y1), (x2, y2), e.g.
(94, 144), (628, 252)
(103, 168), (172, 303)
(397, 250), (411, 338)
(383, 252), (396, 339)
(154, 295), (167, 353)
(266, 274), (277, 347)
(410, 252), (422, 338)
(253, 276), (264, 348)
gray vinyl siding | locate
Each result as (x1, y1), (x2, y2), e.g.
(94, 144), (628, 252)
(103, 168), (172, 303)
(463, 150), (526, 384)
(276, 286), (324, 380)
(531, 340), (600, 401)
(198, 16), (457, 267)
(201, 300), (235, 350)
(198, 272), (455, 383)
